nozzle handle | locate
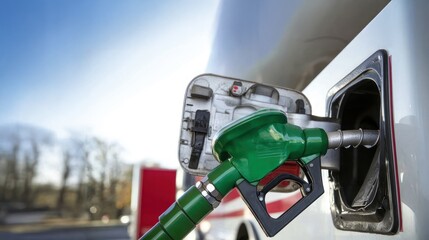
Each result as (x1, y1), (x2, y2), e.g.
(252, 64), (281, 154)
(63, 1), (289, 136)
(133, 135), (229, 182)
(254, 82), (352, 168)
(237, 157), (324, 237)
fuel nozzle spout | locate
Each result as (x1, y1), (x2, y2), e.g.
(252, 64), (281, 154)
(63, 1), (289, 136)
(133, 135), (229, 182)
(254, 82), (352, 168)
(327, 129), (380, 149)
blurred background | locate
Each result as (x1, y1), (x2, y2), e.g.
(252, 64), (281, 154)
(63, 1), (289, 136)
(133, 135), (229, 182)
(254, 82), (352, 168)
(0, 0), (219, 239)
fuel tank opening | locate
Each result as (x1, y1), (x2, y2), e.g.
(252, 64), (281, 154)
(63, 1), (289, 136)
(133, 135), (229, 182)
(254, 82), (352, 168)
(326, 50), (399, 234)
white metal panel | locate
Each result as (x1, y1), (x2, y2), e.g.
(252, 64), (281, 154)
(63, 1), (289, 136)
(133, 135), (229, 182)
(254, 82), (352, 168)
(304, 0), (429, 239)
(206, 0), (388, 90)
(205, 0), (429, 239)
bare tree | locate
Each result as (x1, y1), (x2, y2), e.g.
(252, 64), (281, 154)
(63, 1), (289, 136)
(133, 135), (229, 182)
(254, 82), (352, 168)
(75, 147), (90, 208)
(62, 132), (94, 216)
(90, 138), (125, 219)
(0, 127), (21, 202)
(109, 153), (120, 194)
(93, 138), (109, 217)
(57, 150), (71, 211)
(4, 141), (20, 201)
(22, 126), (53, 206)
(108, 152), (123, 217)
(1, 124), (132, 220)
(0, 124), (53, 206)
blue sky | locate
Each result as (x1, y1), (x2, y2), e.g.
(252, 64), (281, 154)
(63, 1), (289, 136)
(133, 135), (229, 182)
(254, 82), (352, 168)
(0, 0), (219, 169)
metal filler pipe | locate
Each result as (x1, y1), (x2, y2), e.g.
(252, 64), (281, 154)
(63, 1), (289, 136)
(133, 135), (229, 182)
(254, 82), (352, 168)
(327, 129), (380, 149)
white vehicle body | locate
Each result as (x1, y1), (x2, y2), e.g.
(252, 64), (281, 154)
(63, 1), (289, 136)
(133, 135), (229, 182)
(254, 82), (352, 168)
(200, 0), (429, 239)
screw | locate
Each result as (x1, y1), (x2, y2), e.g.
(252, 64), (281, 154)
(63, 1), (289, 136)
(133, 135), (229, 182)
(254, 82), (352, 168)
(309, 163), (313, 168)
(306, 187), (311, 192)
(258, 195), (264, 202)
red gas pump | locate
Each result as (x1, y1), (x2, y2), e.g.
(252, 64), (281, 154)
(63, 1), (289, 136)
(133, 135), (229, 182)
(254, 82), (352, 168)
(131, 167), (176, 239)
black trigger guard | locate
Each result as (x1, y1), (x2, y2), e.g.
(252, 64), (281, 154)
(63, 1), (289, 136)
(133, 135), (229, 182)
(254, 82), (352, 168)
(236, 157), (324, 237)
(259, 173), (310, 198)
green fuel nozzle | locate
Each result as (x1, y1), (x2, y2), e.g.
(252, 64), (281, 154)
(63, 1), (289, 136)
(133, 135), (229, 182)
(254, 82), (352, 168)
(141, 109), (329, 239)
(212, 109), (328, 183)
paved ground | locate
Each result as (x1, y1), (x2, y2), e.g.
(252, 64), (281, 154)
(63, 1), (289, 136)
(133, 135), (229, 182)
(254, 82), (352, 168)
(0, 221), (130, 240)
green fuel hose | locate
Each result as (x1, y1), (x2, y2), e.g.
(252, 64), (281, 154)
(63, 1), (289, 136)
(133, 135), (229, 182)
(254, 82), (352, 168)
(140, 161), (241, 240)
